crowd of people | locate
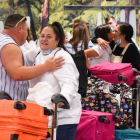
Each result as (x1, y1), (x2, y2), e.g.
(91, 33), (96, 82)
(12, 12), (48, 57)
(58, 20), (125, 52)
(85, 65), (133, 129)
(0, 13), (140, 140)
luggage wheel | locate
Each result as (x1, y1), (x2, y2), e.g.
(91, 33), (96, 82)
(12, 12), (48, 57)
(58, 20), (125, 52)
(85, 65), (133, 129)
(11, 134), (19, 140)
(118, 74), (128, 81)
(133, 68), (138, 76)
(98, 115), (110, 124)
(14, 101), (26, 110)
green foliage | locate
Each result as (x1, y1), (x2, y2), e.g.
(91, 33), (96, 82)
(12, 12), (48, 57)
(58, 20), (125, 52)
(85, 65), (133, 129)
(0, 0), (27, 22)
(101, 0), (129, 6)
(28, 0), (44, 31)
(94, 0), (103, 5)
(73, 0), (95, 5)
(63, 6), (104, 37)
(0, 0), (139, 45)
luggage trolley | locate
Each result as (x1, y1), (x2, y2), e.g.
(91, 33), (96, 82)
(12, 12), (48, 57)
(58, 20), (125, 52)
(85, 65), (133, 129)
(51, 93), (70, 140)
(134, 75), (140, 131)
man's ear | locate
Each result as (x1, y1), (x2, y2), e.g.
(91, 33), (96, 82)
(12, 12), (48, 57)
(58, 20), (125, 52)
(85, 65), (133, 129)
(17, 26), (22, 34)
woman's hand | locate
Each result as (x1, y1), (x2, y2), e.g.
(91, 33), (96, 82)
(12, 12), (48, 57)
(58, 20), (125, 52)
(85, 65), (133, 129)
(97, 38), (110, 50)
(58, 102), (65, 108)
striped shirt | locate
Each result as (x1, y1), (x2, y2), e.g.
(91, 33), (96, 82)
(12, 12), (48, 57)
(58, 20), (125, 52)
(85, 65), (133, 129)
(0, 32), (29, 101)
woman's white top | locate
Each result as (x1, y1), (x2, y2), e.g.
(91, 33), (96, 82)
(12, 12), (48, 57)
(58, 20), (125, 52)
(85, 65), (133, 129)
(88, 43), (112, 66)
(29, 47), (82, 126)
(65, 40), (94, 54)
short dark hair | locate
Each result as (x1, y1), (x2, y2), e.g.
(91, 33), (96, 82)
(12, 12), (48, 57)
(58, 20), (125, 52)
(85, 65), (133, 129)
(4, 14), (26, 29)
(105, 16), (116, 24)
(95, 24), (111, 41)
(118, 22), (133, 42)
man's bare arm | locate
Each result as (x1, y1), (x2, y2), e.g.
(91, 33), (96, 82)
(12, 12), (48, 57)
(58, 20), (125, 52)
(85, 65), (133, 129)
(1, 44), (64, 81)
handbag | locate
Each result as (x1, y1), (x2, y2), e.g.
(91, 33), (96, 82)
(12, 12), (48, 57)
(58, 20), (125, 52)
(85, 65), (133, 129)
(27, 81), (54, 109)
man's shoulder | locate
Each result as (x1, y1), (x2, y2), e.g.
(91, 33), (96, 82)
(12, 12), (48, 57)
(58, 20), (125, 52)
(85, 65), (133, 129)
(0, 33), (17, 45)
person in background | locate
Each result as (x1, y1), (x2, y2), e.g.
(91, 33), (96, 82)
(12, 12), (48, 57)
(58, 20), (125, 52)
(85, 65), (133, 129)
(20, 28), (37, 53)
(26, 29), (37, 49)
(73, 19), (90, 36)
(85, 24), (113, 67)
(0, 14), (64, 101)
(105, 16), (117, 29)
(110, 22), (140, 70)
(65, 21), (94, 98)
(65, 19), (91, 44)
(91, 16), (139, 51)
(65, 23), (93, 54)
(29, 21), (81, 140)
(64, 31), (69, 45)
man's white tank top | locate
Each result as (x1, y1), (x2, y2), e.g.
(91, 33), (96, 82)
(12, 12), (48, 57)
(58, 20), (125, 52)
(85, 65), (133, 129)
(0, 32), (29, 101)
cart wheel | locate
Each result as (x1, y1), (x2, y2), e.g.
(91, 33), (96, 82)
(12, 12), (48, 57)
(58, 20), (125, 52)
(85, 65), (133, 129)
(14, 101), (26, 110)
(11, 134), (19, 140)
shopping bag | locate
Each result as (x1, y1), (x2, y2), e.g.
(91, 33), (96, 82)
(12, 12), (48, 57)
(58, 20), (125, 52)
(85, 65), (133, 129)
(27, 82), (54, 109)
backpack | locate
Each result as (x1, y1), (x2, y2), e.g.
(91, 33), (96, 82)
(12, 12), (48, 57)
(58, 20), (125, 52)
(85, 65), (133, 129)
(70, 50), (88, 97)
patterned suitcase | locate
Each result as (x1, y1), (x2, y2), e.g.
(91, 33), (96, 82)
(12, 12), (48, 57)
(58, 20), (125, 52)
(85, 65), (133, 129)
(75, 110), (115, 140)
(82, 75), (134, 129)
(0, 100), (48, 140)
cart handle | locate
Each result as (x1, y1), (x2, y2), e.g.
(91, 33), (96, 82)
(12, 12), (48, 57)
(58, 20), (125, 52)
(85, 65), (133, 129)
(51, 93), (70, 109)
(135, 75), (140, 84)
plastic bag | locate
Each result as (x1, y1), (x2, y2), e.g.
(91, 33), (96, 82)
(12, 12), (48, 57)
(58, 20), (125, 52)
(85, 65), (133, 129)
(27, 82), (54, 109)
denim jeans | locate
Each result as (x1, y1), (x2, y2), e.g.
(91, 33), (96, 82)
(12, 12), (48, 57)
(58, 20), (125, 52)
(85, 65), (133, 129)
(56, 124), (78, 140)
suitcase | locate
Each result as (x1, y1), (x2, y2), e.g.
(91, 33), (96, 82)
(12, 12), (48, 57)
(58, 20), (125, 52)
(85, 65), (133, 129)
(115, 128), (140, 140)
(75, 110), (115, 140)
(0, 100), (48, 140)
(89, 62), (138, 86)
(82, 75), (134, 129)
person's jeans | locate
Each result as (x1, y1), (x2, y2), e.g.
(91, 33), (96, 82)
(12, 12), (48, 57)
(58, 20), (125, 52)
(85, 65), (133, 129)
(56, 124), (78, 140)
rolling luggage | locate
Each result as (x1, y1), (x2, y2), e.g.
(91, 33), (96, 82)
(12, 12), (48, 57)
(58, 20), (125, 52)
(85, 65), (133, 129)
(82, 75), (134, 129)
(75, 110), (115, 140)
(0, 91), (69, 140)
(115, 128), (140, 140)
(89, 62), (138, 86)
(0, 100), (49, 140)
